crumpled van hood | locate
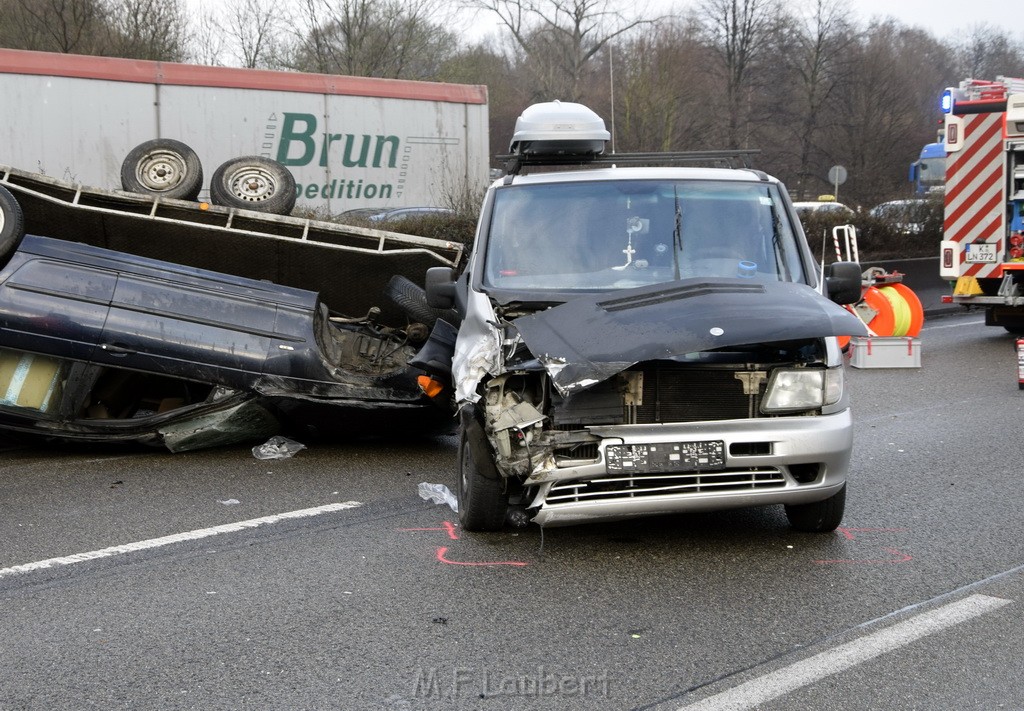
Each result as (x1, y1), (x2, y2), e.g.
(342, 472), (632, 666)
(512, 279), (867, 394)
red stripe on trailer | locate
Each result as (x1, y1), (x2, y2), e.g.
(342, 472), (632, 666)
(945, 140), (1002, 206)
(945, 115), (1003, 184)
(945, 167), (1002, 233)
(944, 119), (1001, 219)
(954, 197), (1004, 245)
(944, 109), (1006, 278)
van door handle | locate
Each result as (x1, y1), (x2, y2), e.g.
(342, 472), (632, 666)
(100, 343), (136, 355)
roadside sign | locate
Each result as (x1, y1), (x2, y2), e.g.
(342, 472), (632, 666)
(828, 165), (847, 201)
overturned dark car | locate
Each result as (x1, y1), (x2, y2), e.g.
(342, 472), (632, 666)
(0, 184), (455, 451)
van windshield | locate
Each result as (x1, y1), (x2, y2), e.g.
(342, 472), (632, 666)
(482, 179), (805, 292)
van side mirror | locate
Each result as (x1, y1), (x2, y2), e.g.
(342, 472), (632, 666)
(425, 267), (457, 309)
(825, 261), (863, 305)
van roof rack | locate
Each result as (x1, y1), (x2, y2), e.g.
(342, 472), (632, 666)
(498, 149), (761, 176)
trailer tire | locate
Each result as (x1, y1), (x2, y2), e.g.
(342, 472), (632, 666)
(784, 484), (846, 533)
(209, 156), (296, 215)
(457, 416), (508, 532)
(384, 275), (460, 327)
(121, 139), (203, 200)
(0, 185), (25, 263)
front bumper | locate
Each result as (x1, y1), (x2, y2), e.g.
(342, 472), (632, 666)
(529, 410), (852, 527)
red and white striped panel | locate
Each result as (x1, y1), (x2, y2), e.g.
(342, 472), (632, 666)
(944, 111), (1006, 278)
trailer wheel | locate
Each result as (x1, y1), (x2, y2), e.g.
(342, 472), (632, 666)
(784, 484), (846, 533)
(209, 156), (297, 215)
(121, 139), (203, 200)
(384, 275), (460, 328)
(457, 416), (508, 532)
(0, 185), (25, 263)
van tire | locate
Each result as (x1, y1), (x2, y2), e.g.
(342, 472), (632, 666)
(385, 275), (460, 327)
(457, 416), (508, 532)
(0, 185), (25, 262)
(210, 156), (296, 215)
(121, 139), (203, 200)
(784, 484), (846, 532)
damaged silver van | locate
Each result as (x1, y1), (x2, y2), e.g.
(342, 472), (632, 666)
(421, 101), (866, 531)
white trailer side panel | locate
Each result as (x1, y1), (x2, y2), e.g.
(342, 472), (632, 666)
(0, 73), (157, 184)
(0, 49), (489, 213)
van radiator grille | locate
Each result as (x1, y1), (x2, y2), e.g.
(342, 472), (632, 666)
(545, 468), (785, 504)
(633, 365), (757, 423)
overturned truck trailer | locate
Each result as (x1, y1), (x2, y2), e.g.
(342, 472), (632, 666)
(0, 48), (489, 214)
(0, 167), (463, 451)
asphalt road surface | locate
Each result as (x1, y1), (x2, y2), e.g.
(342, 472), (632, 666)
(2, 311), (1023, 711)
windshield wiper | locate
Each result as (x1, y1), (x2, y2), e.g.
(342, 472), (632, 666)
(767, 190), (792, 281)
(672, 186), (682, 281)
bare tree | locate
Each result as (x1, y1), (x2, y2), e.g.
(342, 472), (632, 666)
(823, 22), (951, 206)
(614, 15), (718, 152)
(953, 25), (1024, 79)
(781, 0), (856, 198)
(466, 0), (651, 102)
(187, 10), (229, 66)
(219, 0), (291, 69)
(0, 0), (107, 54)
(699, 0), (777, 149)
(104, 0), (190, 61)
(438, 42), (527, 158)
(286, 0), (459, 80)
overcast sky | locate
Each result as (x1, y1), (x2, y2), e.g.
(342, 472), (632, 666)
(843, 0), (1008, 38)
(189, 0), (1017, 63)
(453, 0), (1015, 45)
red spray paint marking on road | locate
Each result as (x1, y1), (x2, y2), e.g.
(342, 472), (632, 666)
(815, 527), (912, 565)
(435, 546), (528, 567)
(401, 520), (529, 567)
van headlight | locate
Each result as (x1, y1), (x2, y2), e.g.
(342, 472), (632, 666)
(761, 367), (843, 413)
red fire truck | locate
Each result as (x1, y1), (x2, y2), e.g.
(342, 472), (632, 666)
(939, 76), (1024, 332)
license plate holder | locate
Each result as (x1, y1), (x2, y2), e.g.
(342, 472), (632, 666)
(965, 243), (998, 263)
(606, 441), (726, 474)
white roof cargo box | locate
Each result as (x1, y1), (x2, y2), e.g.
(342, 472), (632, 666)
(509, 100), (610, 156)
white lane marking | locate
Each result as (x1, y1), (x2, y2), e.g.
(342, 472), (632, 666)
(678, 594), (1011, 711)
(0, 501), (362, 578)
(922, 318), (984, 331)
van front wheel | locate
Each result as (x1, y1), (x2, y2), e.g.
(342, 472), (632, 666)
(457, 420), (508, 532)
(784, 484), (846, 532)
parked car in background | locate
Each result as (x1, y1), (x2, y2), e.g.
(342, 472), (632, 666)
(368, 207), (456, 224)
(792, 198), (855, 219)
(338, 207), (389, 220)
(868, 199), (933, 234)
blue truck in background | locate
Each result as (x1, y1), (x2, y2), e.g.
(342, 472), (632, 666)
(909, 140), (946, 195)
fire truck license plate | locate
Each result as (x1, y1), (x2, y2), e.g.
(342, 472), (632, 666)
(965, 243), (997, 263)
(606, 441), (725, 473)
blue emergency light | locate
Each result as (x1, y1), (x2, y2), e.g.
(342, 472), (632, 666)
(941, 89), (954, 113)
